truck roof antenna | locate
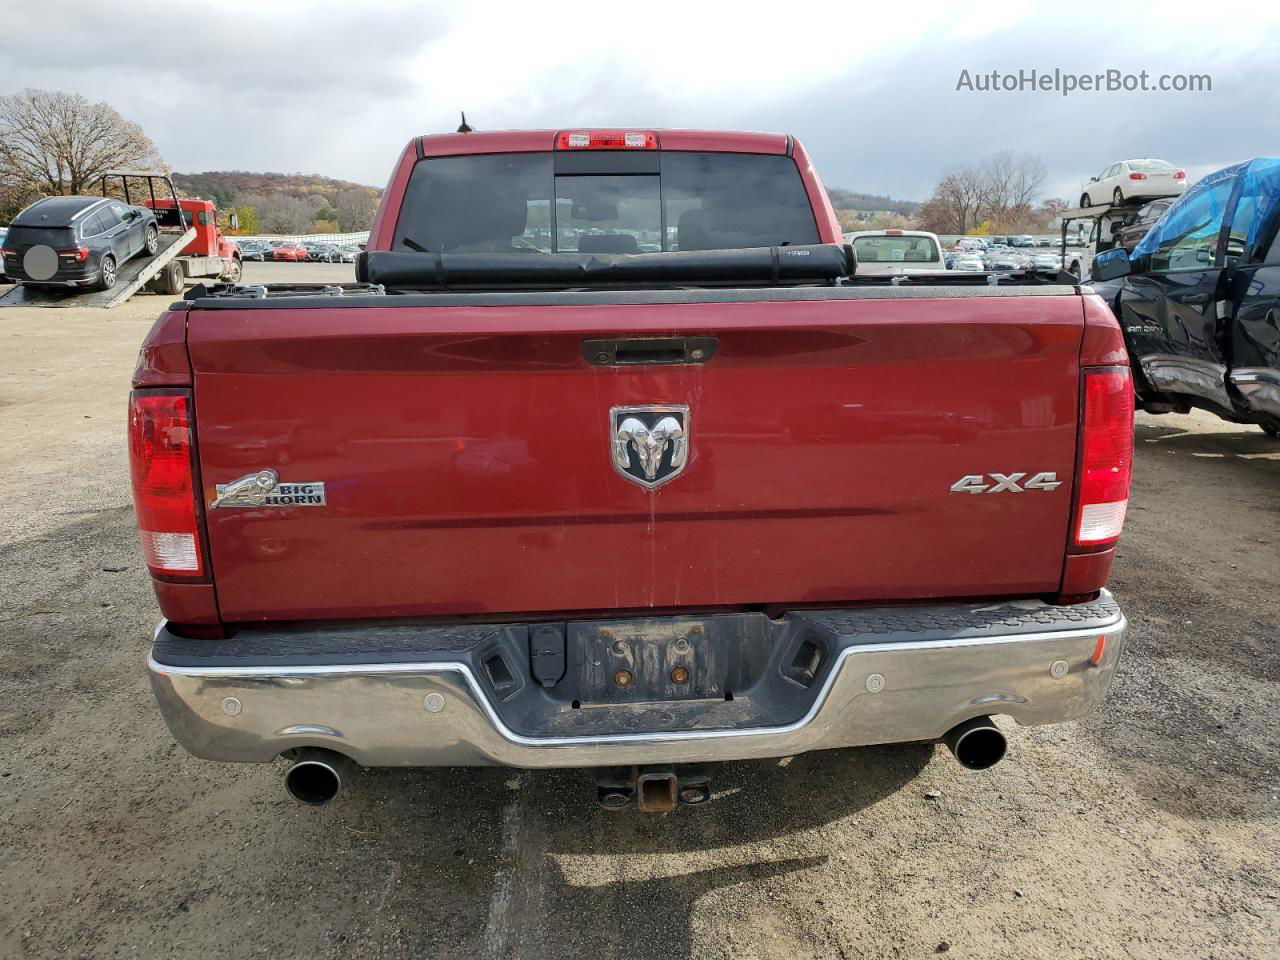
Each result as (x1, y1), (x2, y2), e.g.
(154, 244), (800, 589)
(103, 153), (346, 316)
(457, 112), (473, 134)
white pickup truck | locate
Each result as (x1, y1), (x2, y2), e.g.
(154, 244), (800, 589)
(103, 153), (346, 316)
(842, 229), (948, 276)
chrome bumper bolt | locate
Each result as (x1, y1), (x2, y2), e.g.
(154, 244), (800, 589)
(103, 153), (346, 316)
(423, 692), (446, 713)
(221, 697), (242, 717)
(1050, 660), (1069, 679)
(865, 674), (886, 693)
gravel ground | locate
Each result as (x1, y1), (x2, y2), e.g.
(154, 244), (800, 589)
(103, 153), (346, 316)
(1, 274), (1277, 960)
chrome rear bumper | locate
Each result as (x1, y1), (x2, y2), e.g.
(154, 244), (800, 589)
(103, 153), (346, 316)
(148, 594), (1126, 768)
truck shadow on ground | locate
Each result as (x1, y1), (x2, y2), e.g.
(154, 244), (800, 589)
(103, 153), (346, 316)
(358, 741), (934, 854)
(300, 744), (933, 958)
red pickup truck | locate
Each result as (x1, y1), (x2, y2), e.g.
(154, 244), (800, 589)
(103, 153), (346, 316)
(133, 129), (1132, 811)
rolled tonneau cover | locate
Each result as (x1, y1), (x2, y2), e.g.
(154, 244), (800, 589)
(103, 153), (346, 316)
(357, 243), (854, 289)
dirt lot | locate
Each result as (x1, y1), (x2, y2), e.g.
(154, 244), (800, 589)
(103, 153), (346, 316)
(1, 272), (1277, 960)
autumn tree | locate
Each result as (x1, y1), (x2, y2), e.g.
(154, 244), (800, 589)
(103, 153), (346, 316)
(0, 89), (165, 205)
(917, 152), (1050, 234)
(917, 166), (985, 233)
(227, 204), (260, 235)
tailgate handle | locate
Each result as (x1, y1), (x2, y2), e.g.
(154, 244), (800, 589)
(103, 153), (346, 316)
(583, 336), (717, 366)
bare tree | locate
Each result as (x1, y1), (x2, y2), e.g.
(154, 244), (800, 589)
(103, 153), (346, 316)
(0, 89), (165, 201)
(332, 188), (376, 232)
(918, 151), (1050, 234)
(980, 151), (1047, 222)
(1003, 153), (1048, 211)
(923, 167), (986, 233)
(243, 193), (315, 234)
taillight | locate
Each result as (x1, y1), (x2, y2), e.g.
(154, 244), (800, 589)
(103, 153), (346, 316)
(1173, 170), (1186, 180)
(555, 130), (658, 150)
(59, 247), (91, 262)
(1128, 172), (1147, 180)
(128, 391), (204, 577)
(1074, 370), (1134, 547)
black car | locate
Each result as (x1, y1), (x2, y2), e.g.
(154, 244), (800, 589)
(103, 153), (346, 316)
(0, 195), (159, 290)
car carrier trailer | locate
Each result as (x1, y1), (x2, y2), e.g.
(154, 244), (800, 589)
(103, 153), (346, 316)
(1057, 179), (1186, 280)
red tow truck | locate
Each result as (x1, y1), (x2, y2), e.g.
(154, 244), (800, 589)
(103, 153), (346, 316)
(142, 194), (243, 294)
(133, 128), (1133, 812)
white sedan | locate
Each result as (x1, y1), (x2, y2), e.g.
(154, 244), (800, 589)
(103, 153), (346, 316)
(1031, 253), (1063, 274)
(1080, 159), (1187, 208)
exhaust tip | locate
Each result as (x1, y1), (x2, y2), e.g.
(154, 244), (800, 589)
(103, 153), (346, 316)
(943, 716), (1007, 771)
(284, 749), (353, 805)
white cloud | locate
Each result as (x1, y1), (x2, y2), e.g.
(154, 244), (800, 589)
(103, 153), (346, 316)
(3, 0), (1278, 199)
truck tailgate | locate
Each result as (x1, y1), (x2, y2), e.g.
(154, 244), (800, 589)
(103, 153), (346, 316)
(188, 292), (1084, 621)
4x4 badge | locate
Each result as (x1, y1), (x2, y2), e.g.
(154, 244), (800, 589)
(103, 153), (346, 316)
(949, 472), (1062, 494)
(210, 469), (327, 508)
(611, 405), (690, 489)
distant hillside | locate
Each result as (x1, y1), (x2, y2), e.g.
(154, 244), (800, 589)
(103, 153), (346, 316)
(172, 171), (379, 207)
(172, 171), (381, 235)
(826, 188), (921, 217)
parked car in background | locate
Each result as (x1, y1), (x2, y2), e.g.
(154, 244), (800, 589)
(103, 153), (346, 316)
(1036, 238), (1054, 247)
(0, 196), (158, 290)
(950, 254), (985, 272)
(271, 241), (308, 262)
(843, 229), (948, 275)
(985, 250), (1031, 271)
(336, 245), (360, 263)
(1113, 198), (1175, 252)
(1031, 252), (1063, 274)
(238, 241), (268, 262)
(1080, 159), (1187, 207)
(302, 242), (334, 262)
(1009, 235), (1036, 247)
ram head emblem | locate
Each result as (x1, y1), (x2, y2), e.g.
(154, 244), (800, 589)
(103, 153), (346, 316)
(210, 469), (278, 508)
(611, 407), (690, 489)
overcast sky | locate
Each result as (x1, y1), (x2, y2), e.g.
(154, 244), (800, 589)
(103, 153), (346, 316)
(4, 1), (1279, 203)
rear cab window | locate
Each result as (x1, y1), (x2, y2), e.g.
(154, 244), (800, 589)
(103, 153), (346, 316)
(393, 150), (819, 254)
